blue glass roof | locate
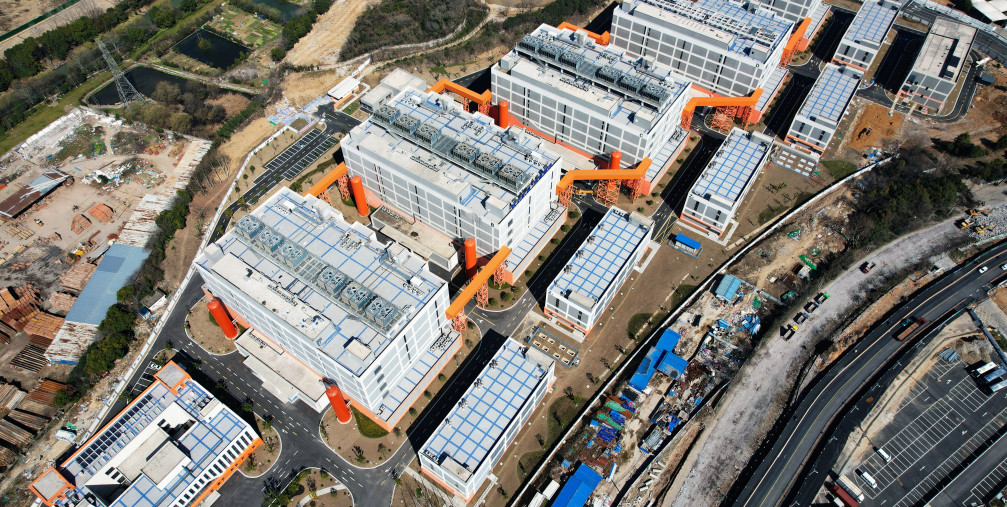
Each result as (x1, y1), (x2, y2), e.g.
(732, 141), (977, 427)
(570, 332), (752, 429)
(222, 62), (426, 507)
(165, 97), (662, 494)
(691, 129), (770, 205)
(421, 339), (550, 476)
(548, 208), (651, 304)
(799, 64), (861, 123)
(65, 244), (149, 325)
(846, 0), (898, 44)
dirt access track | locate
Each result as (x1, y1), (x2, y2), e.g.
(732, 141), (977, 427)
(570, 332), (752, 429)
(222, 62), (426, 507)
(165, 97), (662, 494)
(666, 217), (970, 505)
(285, 0), (376, 68)
(0, 0), (117, 53)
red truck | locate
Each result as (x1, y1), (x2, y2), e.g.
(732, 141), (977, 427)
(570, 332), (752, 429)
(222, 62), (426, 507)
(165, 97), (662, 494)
(830, 484), (859, 507)
(895, 317), (927, 340)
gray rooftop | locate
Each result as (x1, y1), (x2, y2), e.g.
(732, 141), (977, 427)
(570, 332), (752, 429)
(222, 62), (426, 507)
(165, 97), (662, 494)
(914, 18), (976, 80)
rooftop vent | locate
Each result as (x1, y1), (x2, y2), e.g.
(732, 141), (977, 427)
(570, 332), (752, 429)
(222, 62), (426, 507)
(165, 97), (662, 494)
(451, 142), (478, 163)
(278, 242), (307, 268)
(340, 281), (374, 312)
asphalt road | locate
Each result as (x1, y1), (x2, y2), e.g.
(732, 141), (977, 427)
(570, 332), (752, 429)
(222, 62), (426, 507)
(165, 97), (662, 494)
(731, 241), (1007, 507)
(929, 426), (1007, 505)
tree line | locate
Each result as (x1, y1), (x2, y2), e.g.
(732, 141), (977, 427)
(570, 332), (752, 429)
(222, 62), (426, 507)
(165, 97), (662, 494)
(226, 0), (332, 62)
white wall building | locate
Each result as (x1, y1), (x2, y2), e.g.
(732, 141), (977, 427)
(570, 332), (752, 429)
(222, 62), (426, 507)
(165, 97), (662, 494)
(545, 208), (653, 336)
(611, 0), (794, 97)
(419, 339), (554, 501)
(899, 18), (975, 112)
(491, 23), (691, 185)
(194, 188), (458, 429)
(342, 88), (564, 277)
(832, 0), (901, 71)
(785, 63), (863, 157)
(30, 363), (259, 507)
(681, 128), (774, 238)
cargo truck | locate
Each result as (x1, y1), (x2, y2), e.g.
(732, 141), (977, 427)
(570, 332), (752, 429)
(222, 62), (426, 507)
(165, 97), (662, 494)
(837, 474), (866, 501)
(983, 367), (1006, 383)
(829, 484), (860, 507)
(990, 379), (1007, 393)
(976, 361), (998, 376)
(895, 317), (926, 340)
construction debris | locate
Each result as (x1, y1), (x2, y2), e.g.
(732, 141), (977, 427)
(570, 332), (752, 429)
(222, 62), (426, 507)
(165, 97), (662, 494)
(71, 214), (92, 234)
(47, 292), (77, 314)
(59, 262), (97, 292)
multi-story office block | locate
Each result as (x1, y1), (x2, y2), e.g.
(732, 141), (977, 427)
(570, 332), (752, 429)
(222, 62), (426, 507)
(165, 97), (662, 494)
(545, 208), (653, 336)
(195, 188), (459, 429)
(30, 362), (259, 507)
(342, 88), (564, 277)
(899, 19), (975, 112)
(419, 339), (554, 501)
(611, 0), (794, 97)
(491, 23), (691, 189)
(786, 63), (862, 157)
(833, 0), (900, 71)
(750, 0), (823, 23)
(681, 128), (773, 238)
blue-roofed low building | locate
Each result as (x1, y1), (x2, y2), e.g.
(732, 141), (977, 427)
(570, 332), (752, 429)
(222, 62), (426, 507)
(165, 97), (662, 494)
(30, 362), (260, 507)
(418, 339), (555, 501)
(612, 0), (795, 97)
(714, 274), (745, 301)
(833, 0), (901, 71)
(672, 233), (702, 257)
(195, 187), (459, 430)
(545, 208), (654, 337)
(46, 244), (150, 364)
(786, 63), (863, 158)
(551, 462), (604, 507)
(681, 128), (774, 239)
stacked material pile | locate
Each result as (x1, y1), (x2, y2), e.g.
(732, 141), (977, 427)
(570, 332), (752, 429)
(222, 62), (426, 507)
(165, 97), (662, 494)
(47, 292), (77, 314)
(59, 262), (97, 292)
(87, 203), (113, 222)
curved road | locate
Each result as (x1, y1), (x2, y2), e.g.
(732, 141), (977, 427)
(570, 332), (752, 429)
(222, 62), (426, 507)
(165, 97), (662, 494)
(733, 240), (1007, 507)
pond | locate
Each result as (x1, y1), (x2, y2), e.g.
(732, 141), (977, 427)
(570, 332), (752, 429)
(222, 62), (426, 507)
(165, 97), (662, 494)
(174, 29), (250, 69)
(88, 66), (249, 106)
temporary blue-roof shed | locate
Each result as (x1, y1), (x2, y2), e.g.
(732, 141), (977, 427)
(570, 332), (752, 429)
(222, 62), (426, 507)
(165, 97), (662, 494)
(65, 244), (149, 325)
(656, 352), (689, 378)
(674, 233), (701, 250)
(655, 329), (681, 352)
(552, 463), (603, 507)
(713, 274), (743, 301)
(628, 348), (661, 391)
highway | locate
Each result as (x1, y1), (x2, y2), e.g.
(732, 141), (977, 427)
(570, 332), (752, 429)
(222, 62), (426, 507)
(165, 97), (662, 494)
(732, 241), (1007, 507)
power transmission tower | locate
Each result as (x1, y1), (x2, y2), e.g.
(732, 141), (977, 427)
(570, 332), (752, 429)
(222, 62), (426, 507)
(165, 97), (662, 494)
(97, 40), (145, 106)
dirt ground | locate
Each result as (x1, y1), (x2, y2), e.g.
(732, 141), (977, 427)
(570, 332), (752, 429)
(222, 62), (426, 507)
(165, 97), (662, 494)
(218, 117), (281, 174)
(730, 162), (827, 243)
(243, 414), (280, 477)
(209, 93), (253, 117)
(0, 0), (116, 53)
(288, 469), (353, 507)
(280, 70), (348, 109)
(285, 0), (376, 68)
(666, 215), (971, 506)
(186, 297), (238, 355)
(843, 102), (906, 152)
(929, 63), (1007, 144)
(0, 331), (72, 391)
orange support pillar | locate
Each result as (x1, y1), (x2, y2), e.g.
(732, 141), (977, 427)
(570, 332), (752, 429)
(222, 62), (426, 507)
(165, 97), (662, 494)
(325, 384), (352, 424)
(609, 150), (622, 169)
(207, 298), (238, 339)
(349, 176), (369, 217)
(498, 101), (510, 129)
(464, 238), (478, 278)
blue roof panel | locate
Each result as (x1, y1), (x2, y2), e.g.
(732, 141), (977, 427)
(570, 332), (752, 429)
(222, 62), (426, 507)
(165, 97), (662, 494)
(674, 233), (701, 250)
(799, 64), (860, 123)
(656, 329), (681, 352)
(552, 463), (603, 507)
(714, 274), (743, 300)
(846, 0), (898, 45)
(65, 244), (149, 325)
(692, 129), (770, 204)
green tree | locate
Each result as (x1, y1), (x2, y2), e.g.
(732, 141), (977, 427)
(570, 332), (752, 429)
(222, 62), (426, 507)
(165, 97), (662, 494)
(270, 47), (286, 61)
(197, 37), (212, 53)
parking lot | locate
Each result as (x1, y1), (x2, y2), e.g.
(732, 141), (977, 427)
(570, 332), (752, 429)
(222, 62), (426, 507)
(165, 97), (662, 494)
(851, 355), (1007, 506)
(260, 128), (338, 184)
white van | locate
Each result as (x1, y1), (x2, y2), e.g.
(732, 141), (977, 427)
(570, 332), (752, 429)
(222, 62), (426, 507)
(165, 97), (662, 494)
(859, 470), (878, 489)
(877, 448), (892, 463)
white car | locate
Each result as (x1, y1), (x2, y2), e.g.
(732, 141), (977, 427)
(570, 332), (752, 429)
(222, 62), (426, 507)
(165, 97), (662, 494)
(1001, 263), (1007, 270)
(979, 266), (989, 274)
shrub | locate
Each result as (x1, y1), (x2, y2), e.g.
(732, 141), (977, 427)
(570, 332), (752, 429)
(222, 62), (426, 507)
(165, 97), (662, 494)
(270, 47), (287, 61)
(568, 210), (580, 219)
(561, 224), (571, 232)
(352, 407), (388, 438)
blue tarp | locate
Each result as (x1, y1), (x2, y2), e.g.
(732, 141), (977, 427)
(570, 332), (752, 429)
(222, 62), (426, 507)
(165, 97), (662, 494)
(552, 463), (603, 507)
(656, 329), (681, 353)
(629, 348), (661, 391)
(656, 352), (689, 378)
(713, 274), (743, 301)
(65, 244), (150, 325)
(675, 233), (701, 250)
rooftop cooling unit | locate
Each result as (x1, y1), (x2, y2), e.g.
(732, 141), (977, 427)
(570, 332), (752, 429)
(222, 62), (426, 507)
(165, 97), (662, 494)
(539, 43), (561, 59)
(254, 228), (283, 253)
(498, 164), (524, 186)
(474, 153), (501, 175)
(640, 83), (667, 102)
(393, 114), (420, 135)
(235, 215), (263, 239)
(558, 51), (584, 69)
(278, 242), (307, 268)
(451, 142), (478, 163)
(414, 124), (440, 144)
(365, 297), (401, 330)
(518, 34), (543, 52)
(340, 281), (374, 312)
(317, 267), (349, 296)
(596, 66), (620, 84)
(373, 105), (399, 124)
(618, 74), (643, 93)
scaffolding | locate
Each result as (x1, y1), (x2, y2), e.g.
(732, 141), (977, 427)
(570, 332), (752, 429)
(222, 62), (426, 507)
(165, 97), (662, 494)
(337, 174), (350, 201)
(493, 261), (507, 288)
(452, 312), (467, 332)
(625, 178), (645, 202)
(711, 106), (736, 131)
(476, 283), (489, 308)
(595, 180), (619, 207)
(559, 186), (574, 207)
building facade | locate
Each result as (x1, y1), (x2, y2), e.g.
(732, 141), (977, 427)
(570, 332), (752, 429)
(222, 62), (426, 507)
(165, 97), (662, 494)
(342, 88), (562, 259)
(30, 363), (259, 507)
(681, 128), (773, 237)
(832, 0), (901, 71)
(611, 0), (793, 97)
(546, 208), (653, 335)
(419, 339), (554, 501)
(491, 23), (690, 174)
(195, 188), (457, 429)
(785, 63), (863, 157)
(899, 19), (975, 111)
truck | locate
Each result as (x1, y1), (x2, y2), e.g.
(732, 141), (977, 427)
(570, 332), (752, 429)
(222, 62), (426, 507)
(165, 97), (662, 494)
(990, 379), (1007, 393)
(983, 367), (1006, 383)
(837, 474), (866, 502)
(976, 361), (998, 376)
(895, 317), (926, 340)
(860, 261), (876, 273)
(829, 484), (860, 507)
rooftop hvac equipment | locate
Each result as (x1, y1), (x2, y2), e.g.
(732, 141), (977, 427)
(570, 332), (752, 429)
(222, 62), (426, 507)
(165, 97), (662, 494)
(254, 228), (283, 253)
(451, 142), (478, 163)
(596, 66), (620, 83)
(373, 105), (399, 124)
(278, 242), (307, 268)
(365, 297), (401, 329)
(558, 51), (584, 69)
(539, 42), (562, 58)
(641, 83), (668, 102)
(235, 215), (264, 238)
(474, 153), (502, 175)
(619, 74), (643, 92)
(317, 267), (350, 295)
(340, 281), (374, 312)
(498, 164), (524, 186)
(518, 34), (544, 52)
(414, 124), (440, 144)
(393, 114), (420, 134)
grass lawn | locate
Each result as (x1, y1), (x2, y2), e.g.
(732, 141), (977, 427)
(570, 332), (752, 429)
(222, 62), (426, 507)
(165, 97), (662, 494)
(821, 160), (858, 179)
(352, 407), (388, 438)
(207, 6), (281, 48)
(517, 450), (546, 482)
(0, 71), (111, 155)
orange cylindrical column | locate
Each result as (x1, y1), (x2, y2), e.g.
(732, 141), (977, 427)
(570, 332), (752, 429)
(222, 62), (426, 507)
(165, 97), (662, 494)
(497, 101), (510, 129)
(609, 150), (622, 170)
(325, 384), (352, 424)
(464, 238), (478, 278)
(207, 298), (238, 339)
(349, 175), (369, 217)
